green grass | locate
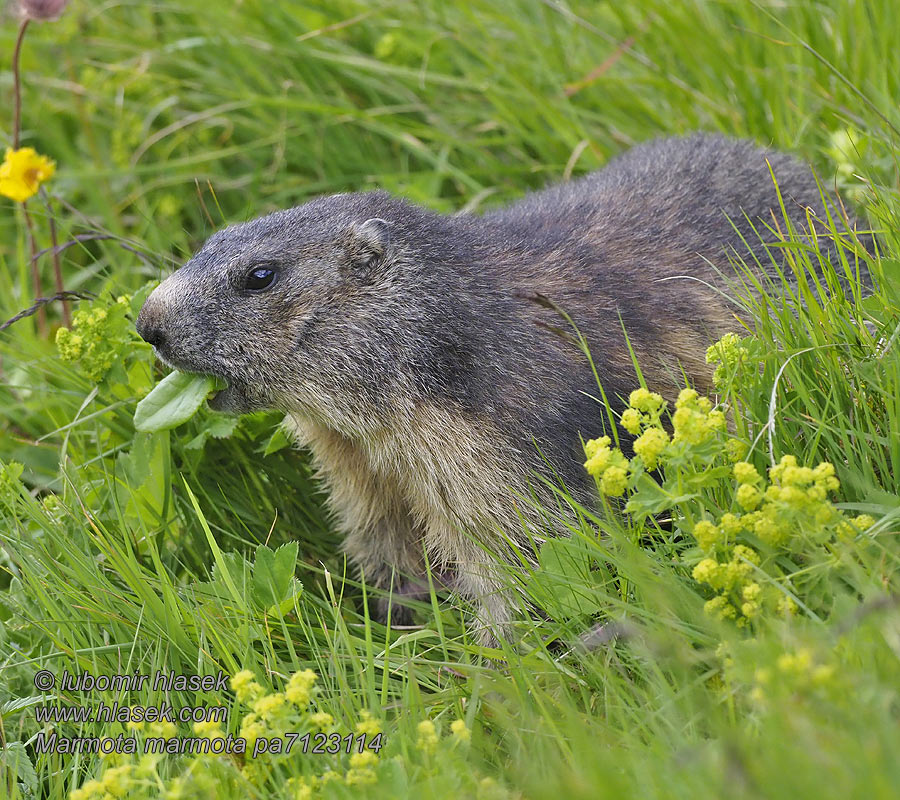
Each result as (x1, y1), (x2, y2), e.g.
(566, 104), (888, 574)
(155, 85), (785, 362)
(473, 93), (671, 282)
(1, 1), (899, 798)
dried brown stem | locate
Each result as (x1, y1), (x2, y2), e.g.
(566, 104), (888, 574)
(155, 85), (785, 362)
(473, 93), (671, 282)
(12, 18), (31, 150)
(42, 190), (71, 325)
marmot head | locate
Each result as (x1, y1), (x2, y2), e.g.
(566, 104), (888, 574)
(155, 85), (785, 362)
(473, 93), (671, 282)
(136, 192), (426, 432)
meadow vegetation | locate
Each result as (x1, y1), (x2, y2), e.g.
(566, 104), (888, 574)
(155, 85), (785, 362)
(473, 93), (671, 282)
(1, 1), (899, 798)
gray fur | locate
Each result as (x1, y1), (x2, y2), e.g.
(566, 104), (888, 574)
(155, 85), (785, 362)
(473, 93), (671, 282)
(137, 133), (865, 642)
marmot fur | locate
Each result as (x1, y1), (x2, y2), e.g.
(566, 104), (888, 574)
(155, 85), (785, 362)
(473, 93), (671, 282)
(137, 134), (865, 642)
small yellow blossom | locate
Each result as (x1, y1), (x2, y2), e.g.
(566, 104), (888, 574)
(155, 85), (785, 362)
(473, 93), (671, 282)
(98, 764), (133, 797)
(677, 388), (699, 407)
(346, 750), (379, 785)
(704, 595), (737, 620)
(285, 669), (317, 706)
(583, 435), (610, 460)
(600, 465), (628, 496)
(193, 718), (223, 738)
(355, 709), (382, 736)
(692, 520), (721, 551)
(742, 582), (761, 602)
(777, 648), (813, 674)
(450, 719), (470, 742)
(632, 427), (669, 470)
(253, 691), (288, 720)
(732, 544), (760, 566)
(692, 558), (722, 588)
(310, 711), (334, 730)
(811, 664), (836, 686)
(584, 435), (627, 478)
(288, 780), (313, 800)
(620, 407), (642, 435)
(628, 387), (664, 413)
(148, 720), (177, 740)
(231, 670), (264, 704)
(741, 601), (759, 618)
(724, 438), (748, 462)
(0, 147), (55, 202)
(736, 483), (762, 511)
(416, 719), (438, 753)
(719, 513), (743, 537)
(776, 594), (798, 616)
(733, 461), (760, 485)
(239, 713), (266, 748)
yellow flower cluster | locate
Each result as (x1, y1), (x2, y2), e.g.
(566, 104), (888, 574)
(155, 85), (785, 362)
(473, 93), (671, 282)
(725, 456), (843, 549)
(751, 647), (837, 703)
(584, 387), (727, 494)
(416, 719), (439, 753)
(55, 298), (131, 383)
(705, 332), (753, 391)
(355, 709), (382, 736)
(345, 751), (379, 786)
(620, 387), (666, 434)
(687, 452), (880, 625)
(671, 388), (726, 445)
(0, 146), (55, 202)
(230, 669), (264, 703)
(632, 426), (669, 470)
(583, 435), (630, 496)
(70, 764), (133, 800)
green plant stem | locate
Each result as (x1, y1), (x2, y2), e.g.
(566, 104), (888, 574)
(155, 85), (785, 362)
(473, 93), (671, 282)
(22, 205), (46, 336)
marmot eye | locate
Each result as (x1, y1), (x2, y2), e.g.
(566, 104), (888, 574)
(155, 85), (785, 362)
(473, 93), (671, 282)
(244, 266), (277, 291)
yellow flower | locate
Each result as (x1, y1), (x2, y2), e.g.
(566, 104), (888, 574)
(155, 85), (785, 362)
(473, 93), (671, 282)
(628, 387), (664, 413)
(620, 407), (642, 435)
(355, 709), (382, 736)
(350, 751), (378, 770)
(239, 713), (266, 748)
(253, 691), (288, 720)
(583, 435), (610, 459)
(193, 718), (223, 738)
(742, 582), (761, 602)
(733, 461), (760, 485)
(285, 669), (317, 706)
(719, 513), (743, 537)
(632, 427), (669, 470)
(0, 147), (55, 202)
(289, 780), (313, 800)
(450, 719), (470, 742)
(346, 750), (379, 785)
(704, 595), (736, 620)
(692, 520), (721, 551)
(99, 764), (133, 797)
(310, 711), (334, 730)
(230, 670), (264, 704)
(725, 438), (748, 462)
(676, 388), (699, 408)
(736, 483), (762, 511)
(776, 594), (798, 616)
(732, 544), (760, 566)
(600, 465), (628, 497)
(692, 558), (722, 588)
(416, 719), (438, 753)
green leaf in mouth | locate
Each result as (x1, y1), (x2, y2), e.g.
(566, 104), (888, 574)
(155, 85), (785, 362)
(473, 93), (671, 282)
(133, 371), (219, 432)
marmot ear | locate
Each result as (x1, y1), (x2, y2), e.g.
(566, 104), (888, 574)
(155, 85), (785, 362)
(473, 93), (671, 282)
(342, 217), (391, 276)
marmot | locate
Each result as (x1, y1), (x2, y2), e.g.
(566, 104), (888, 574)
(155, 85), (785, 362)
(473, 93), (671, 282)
(136, 134), (865, 642)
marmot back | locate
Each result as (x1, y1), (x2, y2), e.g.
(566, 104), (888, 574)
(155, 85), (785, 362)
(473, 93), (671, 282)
(136, 133), (867, 642)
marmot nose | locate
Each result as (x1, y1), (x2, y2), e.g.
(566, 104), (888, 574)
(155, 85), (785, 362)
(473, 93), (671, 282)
(138, 324), (166, 349)
(136, 304), (167, 349)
